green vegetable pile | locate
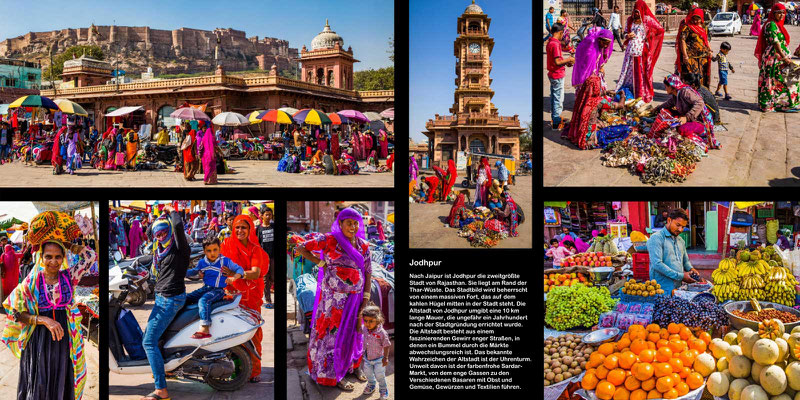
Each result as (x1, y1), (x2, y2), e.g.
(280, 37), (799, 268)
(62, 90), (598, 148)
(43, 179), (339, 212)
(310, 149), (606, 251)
(545, 284), (618, 331)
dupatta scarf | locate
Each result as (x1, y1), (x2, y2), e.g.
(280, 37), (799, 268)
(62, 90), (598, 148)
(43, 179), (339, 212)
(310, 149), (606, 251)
(755, 3), (790, 60)
(2, 241), (86, 400)
(572, 28), (614, 88)
(623, 0), (665, 102)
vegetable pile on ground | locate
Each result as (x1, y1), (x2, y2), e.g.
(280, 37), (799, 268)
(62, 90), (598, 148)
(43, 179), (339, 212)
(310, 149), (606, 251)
(711, 248), (796, 305)
(545, 284), (617, 331)
(544, 334), (596, 386)
(579, 323), (717, 400)
(601, 133), (705, 185)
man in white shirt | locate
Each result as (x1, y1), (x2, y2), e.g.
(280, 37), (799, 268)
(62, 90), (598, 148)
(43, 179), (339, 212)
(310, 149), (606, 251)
(609, 5), (624, 52)
(192, 210), (207, 243)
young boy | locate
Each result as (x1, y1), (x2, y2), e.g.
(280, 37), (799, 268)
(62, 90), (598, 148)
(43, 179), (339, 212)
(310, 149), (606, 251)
(712, 41), (735, 100)
(546, 23), (575, 130)
(185, 236), (244, 339)
(360, 305), (391, 399)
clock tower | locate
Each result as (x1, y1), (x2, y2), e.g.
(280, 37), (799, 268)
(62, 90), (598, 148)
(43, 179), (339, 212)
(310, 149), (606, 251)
(423, 1), (523, 168)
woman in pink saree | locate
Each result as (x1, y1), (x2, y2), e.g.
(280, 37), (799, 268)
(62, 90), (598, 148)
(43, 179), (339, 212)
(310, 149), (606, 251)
(751, 9), (762, 36)
(351, 130), (362, 160)
(198, 126), (217, 185)
(104, 127), (118, 170)
(615, 0), (665, 103)
(1, 244), (20, 303)
(378, 129), (388, 159)
(127, 218), (145, 258)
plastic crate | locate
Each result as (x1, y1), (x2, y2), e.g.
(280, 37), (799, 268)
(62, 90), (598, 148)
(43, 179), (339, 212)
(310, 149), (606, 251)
(620, 293), (664, 304)
(757, 208), (775, 218)
(632, 252), (650, 281)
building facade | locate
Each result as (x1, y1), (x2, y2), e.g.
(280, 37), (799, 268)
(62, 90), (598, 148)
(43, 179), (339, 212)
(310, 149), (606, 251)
(39, 23), (393, 132)
(0, 58), (41, 90)
(422, 1), (523, 168)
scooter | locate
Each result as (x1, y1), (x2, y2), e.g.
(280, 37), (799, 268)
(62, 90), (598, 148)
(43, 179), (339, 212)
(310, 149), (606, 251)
(108, 266), (263, 391)
(144, 143), (178, 165)
(570, 18), (594, 49)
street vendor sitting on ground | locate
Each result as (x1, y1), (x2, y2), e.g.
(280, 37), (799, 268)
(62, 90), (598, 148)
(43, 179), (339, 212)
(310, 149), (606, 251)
(646, 208), (702, 294)
(652, 74), (719, 149)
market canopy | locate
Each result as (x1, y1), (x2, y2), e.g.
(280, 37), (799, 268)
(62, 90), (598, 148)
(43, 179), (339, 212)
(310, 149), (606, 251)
(544, 201), (568, 208)
(380, 108), (394, 119)
(54, 99), (88, 116)
(105, 106), (143, 117)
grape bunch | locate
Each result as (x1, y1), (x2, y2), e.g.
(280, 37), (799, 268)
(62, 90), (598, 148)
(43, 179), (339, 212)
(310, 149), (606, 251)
(545, 284), (618, 331)
(652, 296), (728, 331)
(690, 271), (701, 281)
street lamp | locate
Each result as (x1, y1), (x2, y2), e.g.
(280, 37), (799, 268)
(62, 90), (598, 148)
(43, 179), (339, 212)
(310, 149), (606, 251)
(49, 43), (57, 97)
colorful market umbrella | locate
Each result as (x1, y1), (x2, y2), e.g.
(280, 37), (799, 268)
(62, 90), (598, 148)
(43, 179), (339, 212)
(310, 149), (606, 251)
(247, 111), (264, 124)
(170, 107), (210, 121)
(380, 108), (394, 119)
(327, 112), (346, 125)
(212, 112), (249, 126)
(53, 99), (88, 116)
(9, 95), (58, 111)
(337, 109), (369, 123)
(364, 111), (382, 121)
(293, 109), (332, 125)
(258, 109), (295, 124)
(278, 107), (299, 115)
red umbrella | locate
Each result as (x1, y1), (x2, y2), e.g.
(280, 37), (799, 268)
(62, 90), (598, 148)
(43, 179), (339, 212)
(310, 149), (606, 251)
(327, 112), (344, 125)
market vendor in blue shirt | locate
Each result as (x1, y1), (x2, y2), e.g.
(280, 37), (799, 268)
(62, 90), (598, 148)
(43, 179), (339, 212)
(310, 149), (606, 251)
(647, 208), (701, 294)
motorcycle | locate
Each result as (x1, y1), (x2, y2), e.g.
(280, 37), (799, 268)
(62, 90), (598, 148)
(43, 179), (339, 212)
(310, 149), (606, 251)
(108, 266), (263, 391)
(570, 18), (594, 49)
(144, 143), (178, 165)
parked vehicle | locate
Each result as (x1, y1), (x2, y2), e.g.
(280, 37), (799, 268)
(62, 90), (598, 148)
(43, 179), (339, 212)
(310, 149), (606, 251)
(144, 143), (178, 165)
(108, 266), (263, 391)
(710, 12), (742, 36)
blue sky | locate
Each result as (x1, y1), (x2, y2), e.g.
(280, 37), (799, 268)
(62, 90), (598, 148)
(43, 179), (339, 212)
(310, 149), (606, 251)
(0, 0), (394, 70)
(409, 0), (532, 142)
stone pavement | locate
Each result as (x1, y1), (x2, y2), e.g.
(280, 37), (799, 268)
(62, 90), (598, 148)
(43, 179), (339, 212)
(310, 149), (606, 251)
(542, 25), (800, 186)
(409, 171), (532, 248)
(0, 159), (394, 188)
(0, 318), (101, 400)
(286, 281), (395, 400)
(109, 280), (275, 399)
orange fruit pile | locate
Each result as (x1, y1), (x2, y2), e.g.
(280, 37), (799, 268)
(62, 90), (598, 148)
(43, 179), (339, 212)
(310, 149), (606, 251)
(581, 323), (713, 400)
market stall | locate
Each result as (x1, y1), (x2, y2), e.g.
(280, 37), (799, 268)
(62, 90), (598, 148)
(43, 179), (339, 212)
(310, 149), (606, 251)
(543, 204), (800, 400)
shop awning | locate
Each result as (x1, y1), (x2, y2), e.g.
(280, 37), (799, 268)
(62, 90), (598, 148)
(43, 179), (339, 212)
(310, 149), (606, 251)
(544, 201), (568, 208)
(105, 106), (143, 117)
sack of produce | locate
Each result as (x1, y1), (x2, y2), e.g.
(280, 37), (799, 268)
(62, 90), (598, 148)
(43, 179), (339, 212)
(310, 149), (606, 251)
(767, 219), (779, 244)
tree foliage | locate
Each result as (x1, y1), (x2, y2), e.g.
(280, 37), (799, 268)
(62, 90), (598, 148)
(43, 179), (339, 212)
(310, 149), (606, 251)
(43, 45), (105, 81)
(353, 66), (394, 91)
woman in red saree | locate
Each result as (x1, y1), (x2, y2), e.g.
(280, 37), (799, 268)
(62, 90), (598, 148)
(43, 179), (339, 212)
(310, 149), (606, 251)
(676, 8), (712, 88)
(331, 130), (341, 159)
(221, 215), (269, 382)
(423, 176), (440, 203)
(1, 244), (20, 303)
(615, 0), (665, 103)
(51, 126), (66, 175)
(446, 193), (468, 228)
(182, 129), (199, 181)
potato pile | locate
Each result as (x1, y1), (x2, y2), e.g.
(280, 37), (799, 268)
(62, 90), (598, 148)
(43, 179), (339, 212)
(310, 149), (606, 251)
(544, 333), (595, 386)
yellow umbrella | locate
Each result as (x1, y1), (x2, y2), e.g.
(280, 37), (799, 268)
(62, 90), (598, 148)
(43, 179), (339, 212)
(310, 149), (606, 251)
(53, 99), (88, 116)
(247, 111), (264, 124)
(387, 213), (394, 224)
(128, 200), (148, 209)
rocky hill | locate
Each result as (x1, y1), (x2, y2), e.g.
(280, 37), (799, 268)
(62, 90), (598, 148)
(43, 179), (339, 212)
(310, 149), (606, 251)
(0, 25), (299, 76)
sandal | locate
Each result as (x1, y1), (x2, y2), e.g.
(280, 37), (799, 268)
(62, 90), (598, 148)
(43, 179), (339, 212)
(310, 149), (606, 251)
(363, 383), (376, 395)
(191, 332), (211, 339)
(141, 392), (170, 400)
(336, 380), (355, 391)
(355, 371), (367, 382)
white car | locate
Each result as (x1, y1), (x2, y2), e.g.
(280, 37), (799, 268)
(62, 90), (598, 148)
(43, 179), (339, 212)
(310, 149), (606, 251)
(710, 12), (742, 36)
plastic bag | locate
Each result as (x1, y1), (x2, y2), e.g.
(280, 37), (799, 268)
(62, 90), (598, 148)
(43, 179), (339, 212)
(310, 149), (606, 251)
(599, 311), (617, 328)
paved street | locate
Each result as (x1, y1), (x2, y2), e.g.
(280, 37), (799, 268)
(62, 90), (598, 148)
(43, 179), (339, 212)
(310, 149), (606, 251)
(109, 280), (275, 400)
(409, 171), (532, 248)
(0, 318), (100, 400)
(286, 282), (395, 400)
(543, 25), (800, 186)
(0, 159), (393, 188)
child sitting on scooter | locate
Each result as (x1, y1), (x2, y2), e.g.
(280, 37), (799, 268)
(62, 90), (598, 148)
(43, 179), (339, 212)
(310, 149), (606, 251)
(185, 236), (244, 339)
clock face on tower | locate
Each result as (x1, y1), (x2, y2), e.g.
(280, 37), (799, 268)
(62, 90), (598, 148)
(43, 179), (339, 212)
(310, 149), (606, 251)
(468, 43), (480, 54)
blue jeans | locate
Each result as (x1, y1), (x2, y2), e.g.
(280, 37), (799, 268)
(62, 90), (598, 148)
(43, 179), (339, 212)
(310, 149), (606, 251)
(186, 285), (224, 326)
(550, 77), (565, 124)
(0, 144), (9, 160)
(363, 356), (388, 394)
(143, 293), (186, 390)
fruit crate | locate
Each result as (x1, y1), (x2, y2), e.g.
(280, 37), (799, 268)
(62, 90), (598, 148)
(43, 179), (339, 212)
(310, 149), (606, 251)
(619, 293), (664, 304)
(632, 252), (650, 281)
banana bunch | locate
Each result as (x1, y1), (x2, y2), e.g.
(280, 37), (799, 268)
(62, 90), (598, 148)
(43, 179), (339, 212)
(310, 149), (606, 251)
(712, 265), (739, 284)
(769, 266), (790, 281)
(741, 274), (765, 289)
(739, 288), (764, 300)
(764, 280), (795, 306)
(712, 283), (740, 302)
(738, 260), (767, 276)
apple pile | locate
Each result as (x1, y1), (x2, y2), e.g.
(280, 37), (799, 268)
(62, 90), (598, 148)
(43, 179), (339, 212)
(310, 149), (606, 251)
(544, 272), (591, 293)
(562, 252), (614, 268)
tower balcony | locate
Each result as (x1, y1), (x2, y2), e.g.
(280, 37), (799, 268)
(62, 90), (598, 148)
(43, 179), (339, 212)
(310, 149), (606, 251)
(466, 54), (483, 63)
